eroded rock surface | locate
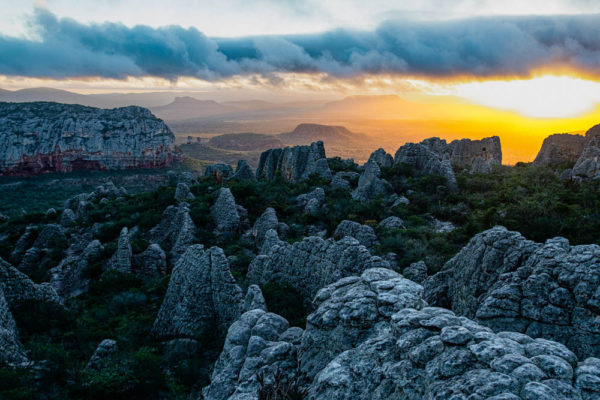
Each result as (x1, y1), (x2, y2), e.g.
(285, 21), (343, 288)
(256, 141), (331, 182)
(211, 188), (241, 241)
(333, 220), (379, 249)
(368, 148), (394, 168)
(150, 245), (243, 341)
(533, 133), (586, 167)
(351, 159), (393, 202)
(0, 102), (175, 176)
(149, 202), (196, 265)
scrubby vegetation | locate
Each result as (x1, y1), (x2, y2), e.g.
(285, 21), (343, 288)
(1, 161), (599, 399)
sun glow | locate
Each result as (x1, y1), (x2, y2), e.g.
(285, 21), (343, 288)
(450, 75), (600, 119)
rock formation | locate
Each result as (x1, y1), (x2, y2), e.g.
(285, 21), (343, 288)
(403, 261), (428, 284)
(0, 102), (175, 176)
(243, 285), (267, 312)
(150, 245), (243, 341)
(174, 182), (195, 203)
(424, 226), (600, 359)
(205, 164), (234, 182)
(331, 171), (359, 190)
(368, 148), (394, 168)
(50, 239), (104, 298)
(446, 136), (502, 169)
(108, 227), (132, 274)
(247, 233), (390, 304)
(0, 257), (61, 309)
(149, 202), (196, 265)
(252, 208), (279, 248)
(256, 141), (331, 182)
(533, 133), (586, 167)
(296, 187), (326, 215)
(228, 160), (256, 182)
(394, 141), (457, 189)
(211, 188), (241, 241)
(86, 339), (118, 370)
(332, 220), (379, 249)
(378, 216), (406, 230)
(202, 309), (301, 400)
(351, 159), (393, 202)
(132, 243), (167, 280)
(0, 285), (26, 365)
(572, 125), (600, 179)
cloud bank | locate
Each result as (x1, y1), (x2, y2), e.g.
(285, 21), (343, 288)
(1, 9), (600, 81)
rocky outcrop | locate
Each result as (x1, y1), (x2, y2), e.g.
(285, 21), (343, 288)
(0, 285), (26, 365)
(403, 261), (428, 284)
(50, 239), (104, 298)
(367, 148), (394, 168)
(247, 233), (390, 304)
(244, 285), (267, 312)
(351, 159), (393, 202)
(297, 187), (326, 215)
(205, 164), (234, 182)
(86, 339), (118, 370)
(0, 102), (175, 176)
(202, 309), (301, 400)
(228, 160), (256, 182)
(252, 208), (279, 248)
(330, 171), (359, 190)
(256, 141), (331, 182)
(107, 227), (132, 274)
(211, 188), (241, 241)
(174, 182), (195, 203)
(150, 245), (243, 341)
(572, 125), (600, 179)
(446, 136), (502, 169)
(0, 257), (61, 309)
(132, 243), (167, 280)
(332, 220), (379, 249)
(149, 202), (196, 265)
(394, 141), (457, 189)
(378, 216), (406, 230)
(424, 226), (600, 359)
(533, 133), (586, 167)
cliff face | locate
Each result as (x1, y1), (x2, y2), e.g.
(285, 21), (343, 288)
(533, 133), (586, 167)
(0, 102), (175, 176)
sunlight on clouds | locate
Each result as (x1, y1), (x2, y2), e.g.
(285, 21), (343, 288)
(450, 75), (600, 119)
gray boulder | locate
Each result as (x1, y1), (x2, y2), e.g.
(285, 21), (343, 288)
(0, 285), (26, 365)
(330, 171), (359, 190)
(150, 245), (243, 341)
(60, 208), (76, 226)
(425, 226), (600, 359)
(50, 239), (104, 298)
(174, 182), (195, 203)
(0, 257), (61, 309)
(403, 261), (428, 284)
(205, 163), (234, 182)
(332, 220), (379, 249)
(252, 208), (279, 248)
(10, 226), (37, 263)
(351, 159), (393, 203)
(133, 243), (167, 280)
(533, 133), (586, 167)
(211, 188), (241, 241)
(86, 339), (118, 370)
(394, 141), (457, 190)
(202, 309), (300, 400)
(150, 202), (196, 265)
(108, 227), (132, 274)
(229, 159), (256, 182)
(297, 187), (326, 215)
(247, 234), (390, 305)
(367, 148), (394, 168)
(244, 285), (267, 312)
(378, 216), (406, 230)
(256, 141), (331, 182)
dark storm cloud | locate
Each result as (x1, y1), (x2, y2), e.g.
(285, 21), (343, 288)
(2, 9), (600, 80)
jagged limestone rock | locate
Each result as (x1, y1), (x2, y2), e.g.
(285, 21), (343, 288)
(174, 182), (195, 203)
(0, 102), (175, 176)
(252, 208), (279, 248)
(394, 141), (458, 190)
(297, 187), (326, 215)
(368, 148), (394, 168)
(425, 226), (600, 359)
(10, 226), (36, 263)
(229, 159), (256, 182)
(50, 239), (104, 298)
(149, 202), (196, 265)
(60, 208), (76, 227)
(471, 156), (493, 174)
(202, 309), (300, 400)
(378, 216), (406, 230)
(351, 159), (393, 203)
(133, 243), (167, 280)
(0, 257), (61, 309)
(150, 245), (243, 341)
(211, 188), (241, 241)
(247, 235), (390, 305)
(256, 141), (331, 182)
(0, 285), (26, 365)
(205, 164), (234, 182)
(533, 133), (586, 167)
(108, 227), (132, 274)
(244, 284), (267, 312)
(403, 261), (428, 284)
(86, 339), (118, 370)
(333, 220), (379, 249)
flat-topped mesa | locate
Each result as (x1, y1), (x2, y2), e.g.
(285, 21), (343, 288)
(0, 102), (175, 176)
(256, 141), (331, 182)
(533, 133), (586, 167)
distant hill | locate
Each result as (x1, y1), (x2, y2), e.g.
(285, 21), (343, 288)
(151, 97), (239, 121)
(0, 87), (101, 107)
(208, 133), (283, 151)
(277, 123), (368, 146)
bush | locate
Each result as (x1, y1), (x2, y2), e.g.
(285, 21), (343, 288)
(261, 282), (307, 327)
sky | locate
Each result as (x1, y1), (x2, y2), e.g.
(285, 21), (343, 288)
(1, 0), (600, 158)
